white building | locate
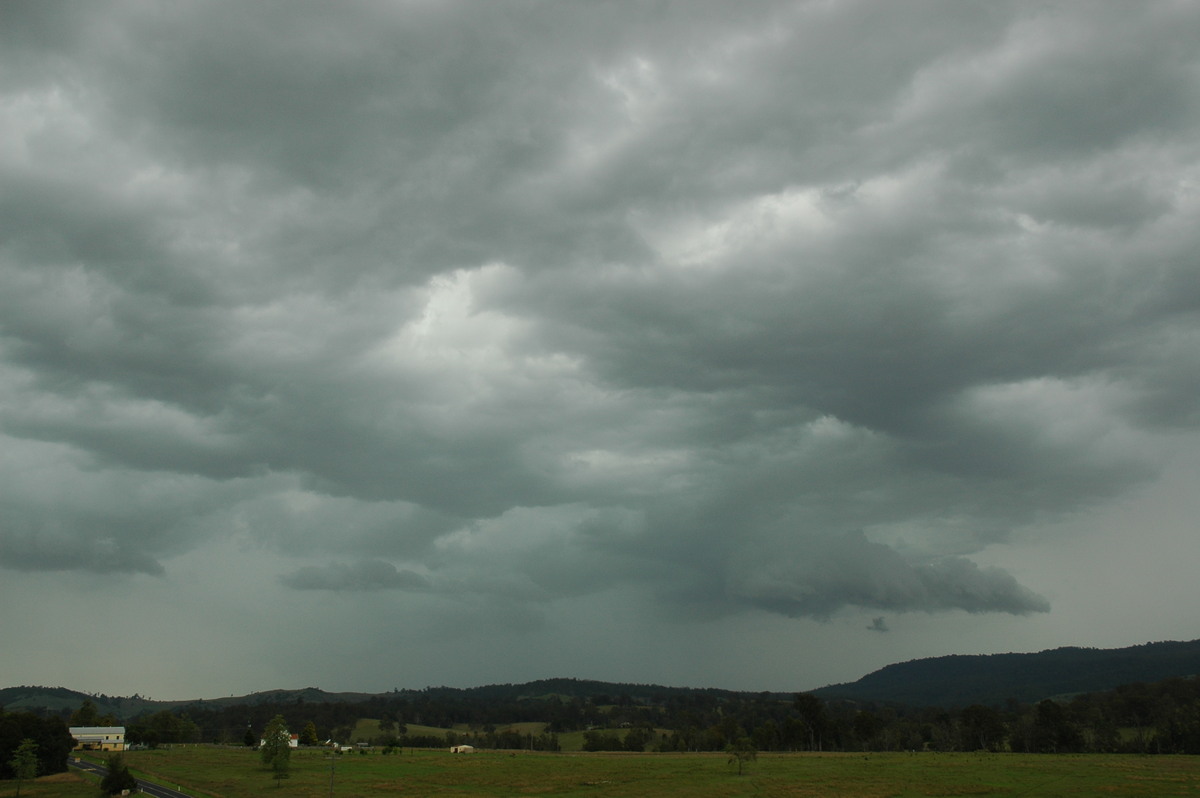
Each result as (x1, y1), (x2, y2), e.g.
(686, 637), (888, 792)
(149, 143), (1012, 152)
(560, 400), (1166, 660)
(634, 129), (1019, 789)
(70, 726), (126, 751)
(261, 733), (300, 748)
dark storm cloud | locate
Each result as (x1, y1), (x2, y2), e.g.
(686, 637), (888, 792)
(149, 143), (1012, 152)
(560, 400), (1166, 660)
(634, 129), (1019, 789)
(732, 532), (1050, 619)
(2, 0), (1198, 632)
(0, 531), (165, 576)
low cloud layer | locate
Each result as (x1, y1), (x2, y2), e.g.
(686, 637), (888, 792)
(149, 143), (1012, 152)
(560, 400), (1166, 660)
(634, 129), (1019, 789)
(2, 1), (1199, 693)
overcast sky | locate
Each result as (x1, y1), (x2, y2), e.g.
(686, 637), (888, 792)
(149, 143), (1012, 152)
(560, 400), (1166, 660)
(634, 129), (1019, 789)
(3, 1), (1200, 701)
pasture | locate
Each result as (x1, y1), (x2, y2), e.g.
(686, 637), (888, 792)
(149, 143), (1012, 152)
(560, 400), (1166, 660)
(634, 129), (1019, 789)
(0, 771), (92, 798)
(11, 746), (1199, 797)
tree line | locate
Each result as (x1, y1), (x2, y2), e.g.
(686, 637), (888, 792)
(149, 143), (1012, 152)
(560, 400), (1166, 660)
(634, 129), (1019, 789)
(0, 710), (75, 781)
(121, 674), (1200, 754)
(6, 673), (1200, 775)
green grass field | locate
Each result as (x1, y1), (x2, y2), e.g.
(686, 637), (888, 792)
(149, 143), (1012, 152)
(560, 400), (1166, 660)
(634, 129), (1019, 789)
(12, 746), (1200, 797)
(350, 718), (507, 742)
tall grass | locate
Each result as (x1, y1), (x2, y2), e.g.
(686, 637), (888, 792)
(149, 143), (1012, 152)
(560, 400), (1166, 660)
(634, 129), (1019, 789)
(0, 770), (95, 798)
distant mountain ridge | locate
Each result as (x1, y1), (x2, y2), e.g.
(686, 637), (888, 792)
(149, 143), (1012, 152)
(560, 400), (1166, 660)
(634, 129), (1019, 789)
(6, 639), (1200, 717)
(0, 685), (378, 720)
(812, 639), (1200, 707)
(0, 679), (770, 721)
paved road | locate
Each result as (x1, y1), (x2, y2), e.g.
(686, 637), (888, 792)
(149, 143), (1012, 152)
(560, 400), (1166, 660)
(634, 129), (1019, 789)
(69, 756), (193, 798)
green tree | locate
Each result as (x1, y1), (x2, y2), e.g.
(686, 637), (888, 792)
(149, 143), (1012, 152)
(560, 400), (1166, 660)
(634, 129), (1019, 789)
(145, 710), (199, 744)
(960, 704), (1006, 752)
(794, 693), (830, 751)
(68, 699), (119, 727)
(99, 754), (137, 796)
(852, 711), (882, 751)
(623, 726), (653, 752)
(9, 738), (37, 798)
(1031, 699), (1081, 753)
(260, 714), (291, 785)
(752, 719), (780, 752)
(69, 700), (100, 727)
(271, 751), (291, 787)
(300, 721), (319, 746)
(726, 736), (757, 776)
(0, 710), (75, 779)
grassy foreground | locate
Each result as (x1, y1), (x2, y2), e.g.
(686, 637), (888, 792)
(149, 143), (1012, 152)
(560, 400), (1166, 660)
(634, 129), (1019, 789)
(9, 747), (1200, 797)
(0, 770), (95, 798)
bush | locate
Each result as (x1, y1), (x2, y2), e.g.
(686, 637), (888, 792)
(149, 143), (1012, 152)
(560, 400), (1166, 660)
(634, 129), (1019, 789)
(100, 754), (138, 795)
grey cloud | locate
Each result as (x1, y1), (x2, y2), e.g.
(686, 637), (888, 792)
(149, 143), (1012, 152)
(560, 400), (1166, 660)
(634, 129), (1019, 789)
(0, 524), (164, 576)
(733, 532), (1049, 619)
(219, 492), (460, 564)
(1, 0), (1197, 642)
(279, 559), (429, 592)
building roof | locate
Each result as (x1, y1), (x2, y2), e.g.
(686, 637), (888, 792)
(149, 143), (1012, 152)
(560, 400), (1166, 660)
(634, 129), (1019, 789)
(70, 727), (126, 735)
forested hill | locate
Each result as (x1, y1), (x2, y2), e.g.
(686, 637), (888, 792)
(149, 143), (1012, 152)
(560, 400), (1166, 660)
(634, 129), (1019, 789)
(0, 685), (379, 720)
(812, 639), (1200, 707)
(0, 686), (158, 719)
(0, 679), (775, 722)
(7, 640), (1200, 719)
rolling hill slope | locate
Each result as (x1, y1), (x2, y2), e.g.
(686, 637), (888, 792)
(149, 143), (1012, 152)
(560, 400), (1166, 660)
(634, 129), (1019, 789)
(812, 639), (1200, 707)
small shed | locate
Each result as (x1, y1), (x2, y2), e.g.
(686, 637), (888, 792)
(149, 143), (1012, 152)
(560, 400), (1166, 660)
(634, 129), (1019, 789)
(450, 744), (476, 753)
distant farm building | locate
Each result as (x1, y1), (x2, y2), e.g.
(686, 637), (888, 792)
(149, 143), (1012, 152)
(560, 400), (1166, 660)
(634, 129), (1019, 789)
(70, 726), (126, 751)
(450, 744), (476, 753)
(261, 733), (300, 748)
